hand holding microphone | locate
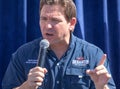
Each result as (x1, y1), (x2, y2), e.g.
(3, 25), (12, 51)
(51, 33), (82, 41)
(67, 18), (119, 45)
(27, 39), (49, 88)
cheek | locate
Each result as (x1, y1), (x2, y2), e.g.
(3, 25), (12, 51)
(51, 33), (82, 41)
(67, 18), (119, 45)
(58, 29), (69, 37)
(40, 24), (45, 32)
(56, 23), (69, 30)
(40, 21), (45, 28)
(39, 28), (45, 35)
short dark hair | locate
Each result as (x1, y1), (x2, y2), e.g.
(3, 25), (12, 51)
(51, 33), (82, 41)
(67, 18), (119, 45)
(40, 0), (76, 22)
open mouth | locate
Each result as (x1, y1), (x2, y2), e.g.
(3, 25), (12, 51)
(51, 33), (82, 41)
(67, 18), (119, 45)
(46, 33), (54, 36)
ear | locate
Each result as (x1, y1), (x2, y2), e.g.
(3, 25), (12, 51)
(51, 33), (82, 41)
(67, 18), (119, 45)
(69, 17), (77, 32)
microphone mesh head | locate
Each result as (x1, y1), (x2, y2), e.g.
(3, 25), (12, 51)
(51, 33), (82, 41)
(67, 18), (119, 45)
(40, 39), (50, 48)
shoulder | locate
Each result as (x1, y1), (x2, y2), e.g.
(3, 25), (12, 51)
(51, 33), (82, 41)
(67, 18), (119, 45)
(17, 38), (41, 52)
(75, 37), (103, 53)
(74, 36), (104, 62)
(12, 38), (42, 60)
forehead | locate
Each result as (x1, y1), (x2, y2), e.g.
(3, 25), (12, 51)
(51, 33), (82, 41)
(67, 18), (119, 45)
(40, 5), (65, 16)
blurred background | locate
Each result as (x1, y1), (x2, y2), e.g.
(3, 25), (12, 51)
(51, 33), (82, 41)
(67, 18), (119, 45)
(0, 0), (120, 89)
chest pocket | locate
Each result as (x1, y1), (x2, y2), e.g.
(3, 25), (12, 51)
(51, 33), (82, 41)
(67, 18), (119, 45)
(63, 66), (91, 89)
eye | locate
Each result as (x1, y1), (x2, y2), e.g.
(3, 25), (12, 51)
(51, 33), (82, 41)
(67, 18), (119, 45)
(40, 17), (47, 21)
(51, 18), (62, 23)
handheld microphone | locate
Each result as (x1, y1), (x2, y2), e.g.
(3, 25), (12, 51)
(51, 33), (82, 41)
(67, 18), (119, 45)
(37, 39), (50, 67)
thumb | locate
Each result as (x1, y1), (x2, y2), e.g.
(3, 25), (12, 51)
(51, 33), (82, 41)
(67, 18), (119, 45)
(43, 68), (48, 74)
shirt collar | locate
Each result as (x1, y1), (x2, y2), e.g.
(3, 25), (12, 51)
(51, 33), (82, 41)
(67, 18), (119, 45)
(68, 33), (76, 50)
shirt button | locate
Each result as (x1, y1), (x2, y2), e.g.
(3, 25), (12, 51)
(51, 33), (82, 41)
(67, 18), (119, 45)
(78, 75), (83, 78)
(57, 81), (60, 84)
(56, 63), (59, 66)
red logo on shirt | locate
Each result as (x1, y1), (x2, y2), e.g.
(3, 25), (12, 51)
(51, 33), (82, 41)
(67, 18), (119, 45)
(76, 57), (84, 61)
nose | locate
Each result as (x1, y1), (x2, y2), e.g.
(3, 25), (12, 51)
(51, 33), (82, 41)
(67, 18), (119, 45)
(45, 20), (53, 29)
(47, 23), (52, 29)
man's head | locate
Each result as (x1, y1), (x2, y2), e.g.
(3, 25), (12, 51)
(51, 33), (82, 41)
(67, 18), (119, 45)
(40, 0), (76, 22)
(39, 0), (77, 46)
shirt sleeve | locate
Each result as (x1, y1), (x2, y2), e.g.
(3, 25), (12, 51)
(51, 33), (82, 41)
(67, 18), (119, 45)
(90, 47), (116, 89)
(2, 51), (26, 89)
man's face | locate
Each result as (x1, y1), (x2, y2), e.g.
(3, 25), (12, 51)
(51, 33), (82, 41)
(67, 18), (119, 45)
(40, 5), (72, 45)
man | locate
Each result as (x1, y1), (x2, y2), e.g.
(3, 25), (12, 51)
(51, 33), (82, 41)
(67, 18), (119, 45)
(2, 0), (116, 89)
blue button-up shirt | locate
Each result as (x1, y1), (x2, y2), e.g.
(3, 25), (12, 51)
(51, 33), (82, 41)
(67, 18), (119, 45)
(2, 34), (116, 89)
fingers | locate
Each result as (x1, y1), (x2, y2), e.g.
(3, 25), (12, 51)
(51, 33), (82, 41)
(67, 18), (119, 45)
(27, 67), (47, 87)
(89, 65), (108, 75)
(89, 54), (108, 75)
(86, 64), (109, 76)
(98, 54), (107, 66)
(86, 54), (111, 87)
(86, 54), (107, 75)
(86, 66), (111, 84)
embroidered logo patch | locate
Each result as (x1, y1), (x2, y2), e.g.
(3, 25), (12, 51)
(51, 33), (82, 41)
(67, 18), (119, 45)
(72, 57), (89, 67)
(25, 59), (37, 64)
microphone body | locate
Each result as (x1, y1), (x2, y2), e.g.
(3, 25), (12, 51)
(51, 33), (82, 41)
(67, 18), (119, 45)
(37, 39), (50, 67)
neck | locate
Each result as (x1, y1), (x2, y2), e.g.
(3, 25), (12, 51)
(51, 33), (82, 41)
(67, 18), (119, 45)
(50, 41), (69, 59)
